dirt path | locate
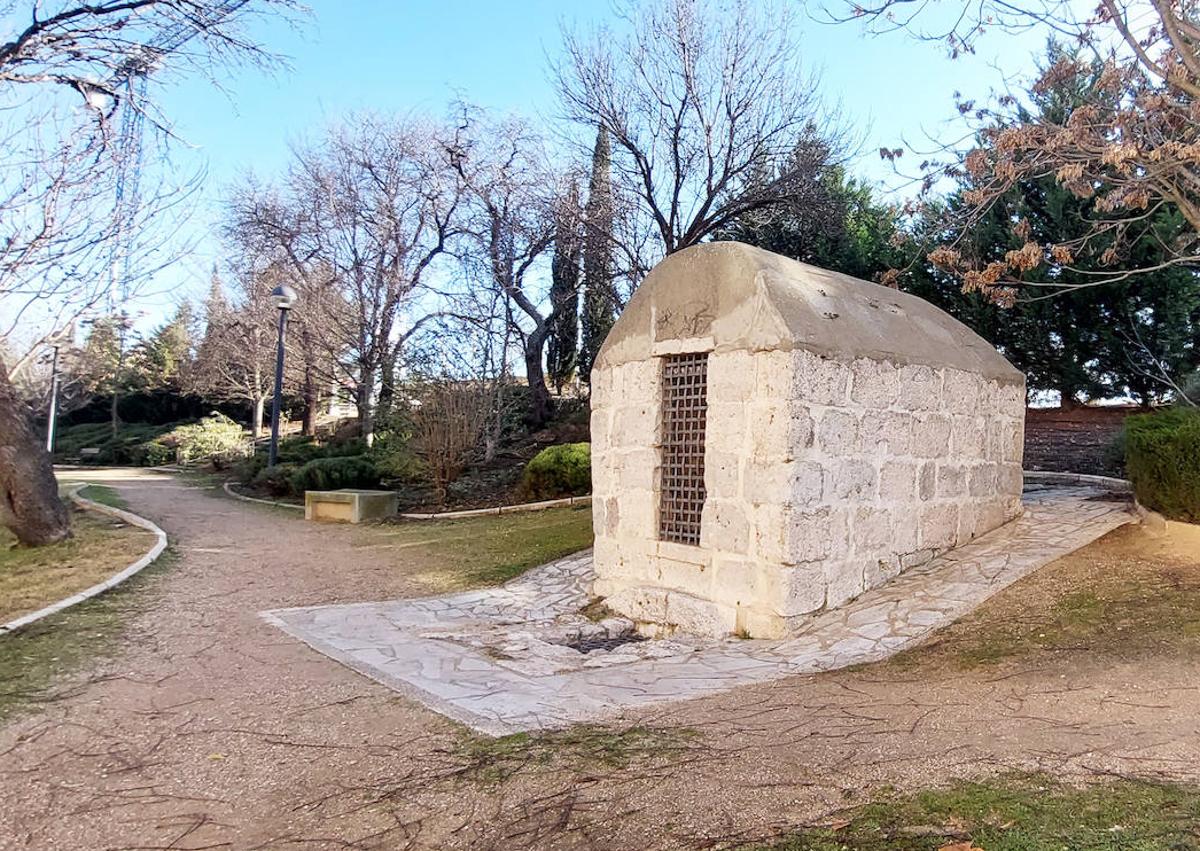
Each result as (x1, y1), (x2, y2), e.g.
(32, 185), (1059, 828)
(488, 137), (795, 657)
(1, 471), (1198, 850)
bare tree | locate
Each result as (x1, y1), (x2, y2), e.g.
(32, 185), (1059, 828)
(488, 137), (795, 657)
(833, 1), (1200, 300)
(555, 0), (838, 262)
(0, 0), (297, 546)
(228, 114), (464, 445)
(188, 265), (281, 438)
(450, 109), (558, 427)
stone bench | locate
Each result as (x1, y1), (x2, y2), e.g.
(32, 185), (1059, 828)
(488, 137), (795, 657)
(79, 447), (101, 460)
(304, 489), (398, 524)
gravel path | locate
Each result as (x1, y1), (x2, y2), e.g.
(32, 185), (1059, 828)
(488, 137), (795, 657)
(1, 470), (1197, 851)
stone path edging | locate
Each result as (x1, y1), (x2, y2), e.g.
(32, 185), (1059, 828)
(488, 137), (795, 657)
(0, 484), (169, 636)
(1023, 470), (1132, 492)
(222, 481), (303, 510)
(222, 479), (590, 519)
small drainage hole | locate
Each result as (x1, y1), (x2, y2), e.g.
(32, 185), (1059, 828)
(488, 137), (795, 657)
(564, 634), (647, 654)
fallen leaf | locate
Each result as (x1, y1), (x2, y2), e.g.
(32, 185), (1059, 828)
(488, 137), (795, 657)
(937, 843), (984, 851)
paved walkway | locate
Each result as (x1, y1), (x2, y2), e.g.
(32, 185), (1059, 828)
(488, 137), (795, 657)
(266, 483), (1136, 735)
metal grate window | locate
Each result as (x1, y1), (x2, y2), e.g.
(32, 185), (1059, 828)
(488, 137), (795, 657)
(658, 352), (709, 546)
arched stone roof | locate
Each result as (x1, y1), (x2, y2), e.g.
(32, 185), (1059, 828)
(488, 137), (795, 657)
(595, 241), (1023, 384)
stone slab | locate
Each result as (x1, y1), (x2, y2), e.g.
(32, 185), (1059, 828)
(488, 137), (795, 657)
(266, 484), (1135, 735)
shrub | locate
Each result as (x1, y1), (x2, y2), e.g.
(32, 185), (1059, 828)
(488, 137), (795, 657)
(276, 435), (368, 465)
(251, 462), (300, 497)
(156, 413), (249, 467)
(520, 443), (591, 500)
(407, 382), (490, 503)
(52, 421), (173, 464)
(1125, 407), (1200, 522)
(288, 456), (382, 494)
(233, 453), (268, 484)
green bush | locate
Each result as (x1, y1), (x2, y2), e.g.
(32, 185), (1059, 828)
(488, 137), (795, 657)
(158, 413), (248, 466)
(53, 421), (176, 465)
(520, 443), (591, 500)
(232, 452), (268, 484)
(369, 430), (424, 482)
(288, 456), (382, 494)
(1125, 407), (1200, 522)
(251, 462), (300, 497)
(276, 435), (368, 465)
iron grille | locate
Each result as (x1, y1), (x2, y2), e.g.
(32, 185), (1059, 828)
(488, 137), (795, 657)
(659, 352), (709, 545)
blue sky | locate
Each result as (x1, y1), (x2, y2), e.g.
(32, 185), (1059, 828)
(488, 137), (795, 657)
(145, 0), (1045, 323)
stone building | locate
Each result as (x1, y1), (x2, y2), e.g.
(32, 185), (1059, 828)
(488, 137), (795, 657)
(590, 242), (1025, 639)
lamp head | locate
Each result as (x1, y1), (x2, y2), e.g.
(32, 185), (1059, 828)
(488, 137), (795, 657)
(270, 284), (298, 311)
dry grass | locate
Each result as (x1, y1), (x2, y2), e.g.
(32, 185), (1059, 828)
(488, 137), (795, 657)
(0, 500), (156, 624)
(886, 521), (1200, 670)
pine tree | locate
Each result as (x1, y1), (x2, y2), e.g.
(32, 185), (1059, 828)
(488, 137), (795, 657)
(579, 125), (615, 384)
(906, 42), (1200, 405)
(546, 180), (582, 394)
(132, 302), (195, 391)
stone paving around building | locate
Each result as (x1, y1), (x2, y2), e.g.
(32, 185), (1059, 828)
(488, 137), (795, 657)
(263, 483), (1136, 736)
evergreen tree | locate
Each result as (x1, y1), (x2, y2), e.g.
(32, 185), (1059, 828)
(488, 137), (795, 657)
(546, 181), (582, 394)
(579, 125), (615, 384)
(132, 302), (195, 391)
(723, 155), (900, 281)
(906, 42), (1200, 405)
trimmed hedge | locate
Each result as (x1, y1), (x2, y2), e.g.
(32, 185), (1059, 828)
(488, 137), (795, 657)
(520, 443), (591, 500)
(1125, 407), (1200, 522)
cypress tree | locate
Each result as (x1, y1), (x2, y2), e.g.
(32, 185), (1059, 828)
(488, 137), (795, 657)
(547, 181), (582, 394)
(580, 125), (615, 384)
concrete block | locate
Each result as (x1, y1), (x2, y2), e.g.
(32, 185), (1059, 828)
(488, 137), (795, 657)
(305, 489), (397, 524)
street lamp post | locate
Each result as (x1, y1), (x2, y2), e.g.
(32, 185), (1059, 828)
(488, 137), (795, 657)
(267, 284), (298, 468)
(45, 342), (62, 453)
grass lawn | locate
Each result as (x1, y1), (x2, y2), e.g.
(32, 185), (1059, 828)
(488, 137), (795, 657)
(78, 483), (129, 510)
(0, 491), (168, 723)
(354, 504), (594, 589)
(0, 496), (155, 624)
(883, 523), (1200, 670)
(756, 773), (1200, 850)
(0, 550), (173, 723)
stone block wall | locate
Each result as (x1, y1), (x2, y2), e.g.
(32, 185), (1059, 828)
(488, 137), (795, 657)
(591, 348), (1026, 639)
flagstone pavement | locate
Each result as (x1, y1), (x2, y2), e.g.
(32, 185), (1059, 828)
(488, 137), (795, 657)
(264, 482), (1136, 736)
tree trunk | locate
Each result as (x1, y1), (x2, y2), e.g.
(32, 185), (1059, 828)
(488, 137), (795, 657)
(0, 362), (70, 547)
(377, 354), (396, 421)
(523, 325), (553, 428)
(357, 368), (377, 446)
(302, 360), (318, 437)
(252, 394), (266, 440)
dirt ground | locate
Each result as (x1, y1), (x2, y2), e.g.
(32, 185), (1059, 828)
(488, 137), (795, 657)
(1, 470), (1199, 850)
